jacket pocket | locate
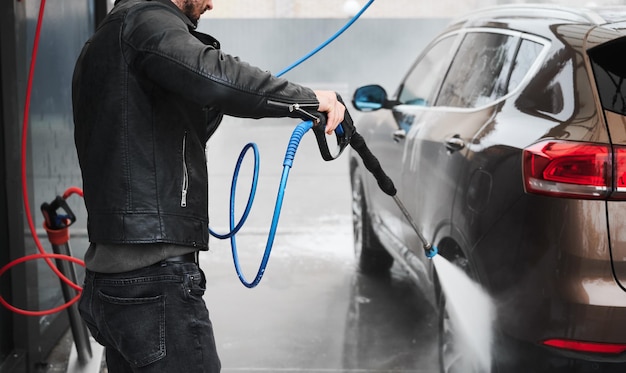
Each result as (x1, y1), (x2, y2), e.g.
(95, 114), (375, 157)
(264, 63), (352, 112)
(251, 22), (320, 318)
(180, 132), (188, 208)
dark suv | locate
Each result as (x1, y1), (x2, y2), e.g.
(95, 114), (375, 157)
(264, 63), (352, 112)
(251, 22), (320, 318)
(349, 4), (626, 372)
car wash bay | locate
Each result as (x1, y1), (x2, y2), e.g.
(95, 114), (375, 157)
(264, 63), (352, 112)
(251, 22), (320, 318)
(0, 0), (448, 371)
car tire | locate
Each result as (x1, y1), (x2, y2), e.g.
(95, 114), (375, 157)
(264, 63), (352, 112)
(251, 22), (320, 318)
(351, 175), (394, 275)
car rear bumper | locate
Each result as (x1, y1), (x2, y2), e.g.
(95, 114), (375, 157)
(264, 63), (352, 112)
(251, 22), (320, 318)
(471, 196), (626, 363)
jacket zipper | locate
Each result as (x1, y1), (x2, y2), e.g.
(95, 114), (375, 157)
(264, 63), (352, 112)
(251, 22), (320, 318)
(181, 132), (189, 208)
(266, 100), (320, 123)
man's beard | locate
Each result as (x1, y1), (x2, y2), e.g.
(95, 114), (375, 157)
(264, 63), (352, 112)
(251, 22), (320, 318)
(181, 0), (200, 25)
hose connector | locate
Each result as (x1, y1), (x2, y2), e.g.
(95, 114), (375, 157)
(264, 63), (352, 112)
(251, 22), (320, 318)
(424, 244), (438, 259)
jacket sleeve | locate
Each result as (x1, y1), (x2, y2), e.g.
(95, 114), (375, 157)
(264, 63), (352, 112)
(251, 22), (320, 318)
(120, 3), (320, 120)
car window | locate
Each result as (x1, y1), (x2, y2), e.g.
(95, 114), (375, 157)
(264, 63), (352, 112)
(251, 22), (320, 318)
(508, 38), (544, 93)
(398, 35), (456, 107)
(588, 37), (626, 115)
(436, 32), (518, 108)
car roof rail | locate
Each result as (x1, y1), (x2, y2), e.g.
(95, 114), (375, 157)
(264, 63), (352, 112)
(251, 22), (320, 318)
(451, 4), (623, 26)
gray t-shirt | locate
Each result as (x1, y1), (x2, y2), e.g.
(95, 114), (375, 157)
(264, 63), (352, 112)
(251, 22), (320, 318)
(85, 242), (198, 273)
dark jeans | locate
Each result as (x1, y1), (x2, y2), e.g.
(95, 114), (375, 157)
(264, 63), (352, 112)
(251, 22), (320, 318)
(79, 262), (221, 372)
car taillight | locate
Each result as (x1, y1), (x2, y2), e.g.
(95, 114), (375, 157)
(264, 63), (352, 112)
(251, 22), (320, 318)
(543, 339), (626, 354)
(523, 140), (616, 199)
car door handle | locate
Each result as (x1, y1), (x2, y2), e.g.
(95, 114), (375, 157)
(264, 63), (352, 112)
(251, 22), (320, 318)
(445, 135), (465, 153)
(392, 129), (406, 142)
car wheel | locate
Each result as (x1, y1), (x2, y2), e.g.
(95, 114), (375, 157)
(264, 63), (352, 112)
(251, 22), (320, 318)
(351, 175), (394, 274)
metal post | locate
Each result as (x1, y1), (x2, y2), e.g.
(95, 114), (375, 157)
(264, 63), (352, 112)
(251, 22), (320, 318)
(53, 241), (92, 364)
(45, 226), (92, 365)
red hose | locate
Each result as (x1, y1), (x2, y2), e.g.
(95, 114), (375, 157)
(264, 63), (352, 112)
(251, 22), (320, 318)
(0, 254), (84, 317)
(63, 186), (84, 199)
(0, 0), (86, 316)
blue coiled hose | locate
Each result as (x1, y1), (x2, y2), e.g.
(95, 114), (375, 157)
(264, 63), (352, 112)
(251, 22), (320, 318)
(208, 142), (259, 241)
(209, 121), (314, 288)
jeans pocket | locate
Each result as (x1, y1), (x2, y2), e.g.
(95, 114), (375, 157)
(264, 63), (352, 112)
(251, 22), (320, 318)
(98, 291), (166, 368)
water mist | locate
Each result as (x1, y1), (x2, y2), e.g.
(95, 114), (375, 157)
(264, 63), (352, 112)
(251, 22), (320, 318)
(432, 255), (495, 373)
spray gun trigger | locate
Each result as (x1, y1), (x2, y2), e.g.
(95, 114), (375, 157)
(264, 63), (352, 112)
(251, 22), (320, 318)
(335, 124), (345, 136)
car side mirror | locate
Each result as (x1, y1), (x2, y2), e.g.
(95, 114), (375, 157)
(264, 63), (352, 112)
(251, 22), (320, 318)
(352, 84), (396, 112)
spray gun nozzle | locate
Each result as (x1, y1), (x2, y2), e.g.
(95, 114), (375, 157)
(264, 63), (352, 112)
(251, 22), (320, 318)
(424, 244), (438, 259)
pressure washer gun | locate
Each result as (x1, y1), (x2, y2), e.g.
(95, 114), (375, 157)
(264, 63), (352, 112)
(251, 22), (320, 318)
(311, 94), (438, 259)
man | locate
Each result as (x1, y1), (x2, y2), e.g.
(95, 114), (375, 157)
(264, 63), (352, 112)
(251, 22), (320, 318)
(73, 0), (345, 371)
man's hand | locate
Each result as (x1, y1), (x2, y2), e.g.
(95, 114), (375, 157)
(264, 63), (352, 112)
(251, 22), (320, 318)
(314, 90), (345, 134)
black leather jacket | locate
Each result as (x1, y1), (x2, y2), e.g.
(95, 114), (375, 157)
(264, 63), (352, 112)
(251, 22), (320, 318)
(72, 0), (320, 249)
